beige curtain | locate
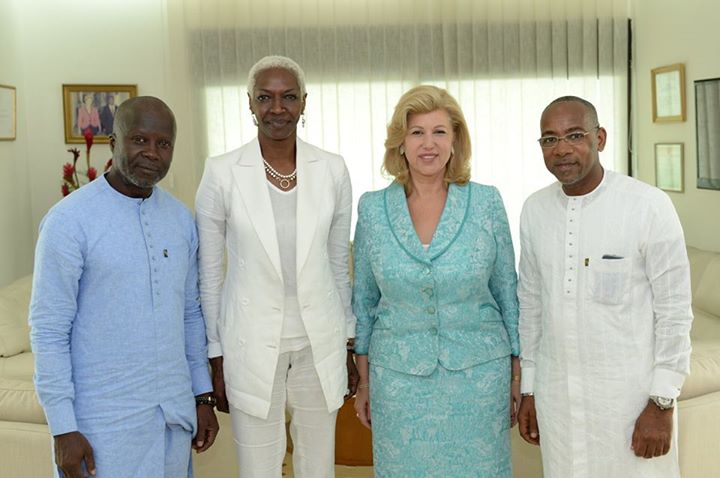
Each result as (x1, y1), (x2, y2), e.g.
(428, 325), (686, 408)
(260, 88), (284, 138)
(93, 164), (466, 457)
(165, 0), (630, 238)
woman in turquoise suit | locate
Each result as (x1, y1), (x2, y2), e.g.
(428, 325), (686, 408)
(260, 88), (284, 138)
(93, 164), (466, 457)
(352, 85), (521, 477)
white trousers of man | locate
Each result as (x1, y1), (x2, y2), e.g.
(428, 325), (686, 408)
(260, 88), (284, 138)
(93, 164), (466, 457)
(230, 344), (338, 478)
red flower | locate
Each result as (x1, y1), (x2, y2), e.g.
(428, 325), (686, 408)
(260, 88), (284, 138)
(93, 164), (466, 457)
(87, 167), (98, 181)
(104, 158), (113, 171)
(83, 128), (94, 153)
(63, 162), (75, 180)
(61, 184), (70, 197)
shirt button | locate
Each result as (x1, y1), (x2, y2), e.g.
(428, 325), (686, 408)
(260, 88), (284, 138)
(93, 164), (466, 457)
(424, 267), (431, 275)
(152, 256), (156, 261)
(430, 327), (438, 335)
(144, 222), (149, 226)
(427, 306), (436, 314)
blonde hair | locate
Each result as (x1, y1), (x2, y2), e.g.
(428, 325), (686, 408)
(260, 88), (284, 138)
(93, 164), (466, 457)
(383, 85), (471, 194)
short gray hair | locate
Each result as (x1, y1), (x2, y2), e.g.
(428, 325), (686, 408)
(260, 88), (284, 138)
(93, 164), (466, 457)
(247, 55), (306, 97)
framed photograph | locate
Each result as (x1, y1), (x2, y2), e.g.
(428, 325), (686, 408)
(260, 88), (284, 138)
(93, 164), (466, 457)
(651, 64), (686, 123)
(0, 84), (16, 141)
(655, 143), (684, 192)
(695, 77), (720, 190)
(62, 84), (137, 143)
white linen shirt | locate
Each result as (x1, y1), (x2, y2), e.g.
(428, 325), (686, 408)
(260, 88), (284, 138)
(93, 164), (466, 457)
(518, 170), (692, 478)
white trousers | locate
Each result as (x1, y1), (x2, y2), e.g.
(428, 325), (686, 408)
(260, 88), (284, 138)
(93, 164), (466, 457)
(229, 345), (338, 478)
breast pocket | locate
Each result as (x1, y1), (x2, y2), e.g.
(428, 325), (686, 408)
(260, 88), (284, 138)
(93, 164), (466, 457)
(588, 257), (631, 305)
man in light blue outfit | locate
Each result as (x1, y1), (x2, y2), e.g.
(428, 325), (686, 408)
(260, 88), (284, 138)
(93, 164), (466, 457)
(30, 96), (219, 478)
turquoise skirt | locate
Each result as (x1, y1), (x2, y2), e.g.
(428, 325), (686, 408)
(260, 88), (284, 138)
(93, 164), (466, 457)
(369, 356), (511, 478)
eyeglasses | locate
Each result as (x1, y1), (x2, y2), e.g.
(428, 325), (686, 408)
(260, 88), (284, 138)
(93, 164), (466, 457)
(537, 127), (599, 148)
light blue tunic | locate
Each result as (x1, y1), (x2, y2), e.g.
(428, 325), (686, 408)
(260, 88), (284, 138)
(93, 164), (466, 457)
(352, 181), (520, 477)
(30, 175), (212, 477)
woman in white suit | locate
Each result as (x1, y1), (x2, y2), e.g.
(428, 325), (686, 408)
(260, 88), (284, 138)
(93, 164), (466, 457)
(195, 55), (357, 478)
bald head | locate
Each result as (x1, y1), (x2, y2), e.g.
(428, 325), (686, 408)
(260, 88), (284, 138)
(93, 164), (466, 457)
(113, 96), (176, 139)
(541, 96), (599, 130)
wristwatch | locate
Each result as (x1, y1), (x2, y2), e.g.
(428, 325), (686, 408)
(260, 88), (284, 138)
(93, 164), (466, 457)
(649, 395), (675, 410)
(195, 395), (217, 408)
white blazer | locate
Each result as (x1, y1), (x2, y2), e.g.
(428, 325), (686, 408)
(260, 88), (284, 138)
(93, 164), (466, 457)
(195, 137), (354, 419)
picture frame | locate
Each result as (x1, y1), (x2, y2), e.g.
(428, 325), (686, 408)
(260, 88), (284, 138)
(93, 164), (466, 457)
(62, 84), (137, 144)
(695, 77), (720, 190)
(655, 143), (684, 192)
(651, 64), (686, 123)
(0, 84), (16, 141)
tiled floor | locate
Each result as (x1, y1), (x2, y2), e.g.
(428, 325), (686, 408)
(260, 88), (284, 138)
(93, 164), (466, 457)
(282, 453), (374, 477)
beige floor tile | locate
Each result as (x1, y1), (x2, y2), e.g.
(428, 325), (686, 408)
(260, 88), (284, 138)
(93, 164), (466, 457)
(282, 453), (374, 477)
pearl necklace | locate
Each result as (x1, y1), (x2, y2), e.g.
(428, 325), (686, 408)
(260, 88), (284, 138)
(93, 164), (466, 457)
(263, 159), (297, 189)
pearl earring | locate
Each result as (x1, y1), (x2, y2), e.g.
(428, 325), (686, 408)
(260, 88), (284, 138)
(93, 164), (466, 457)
(251, 113), (258, 126)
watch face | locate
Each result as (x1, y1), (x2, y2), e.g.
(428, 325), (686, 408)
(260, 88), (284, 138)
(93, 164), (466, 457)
(652, 396), (674, 409)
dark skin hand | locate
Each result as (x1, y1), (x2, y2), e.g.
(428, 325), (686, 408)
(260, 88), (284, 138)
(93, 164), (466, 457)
(345, 351), (359, 401)
(193, 394), (220, 453)
(209, 356), (229, 413)
(517, 395), (540, 446)
(54, 431), (96, 477)
(631, 400), (673, 458)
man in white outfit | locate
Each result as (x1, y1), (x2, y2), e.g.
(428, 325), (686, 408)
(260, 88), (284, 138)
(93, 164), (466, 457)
(517, 96), (693, 478)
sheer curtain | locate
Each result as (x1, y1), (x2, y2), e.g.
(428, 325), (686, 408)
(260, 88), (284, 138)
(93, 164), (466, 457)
(165, 0), (630, 241)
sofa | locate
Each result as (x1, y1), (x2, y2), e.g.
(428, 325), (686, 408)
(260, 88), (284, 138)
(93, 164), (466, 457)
(1, 246), (719, 477)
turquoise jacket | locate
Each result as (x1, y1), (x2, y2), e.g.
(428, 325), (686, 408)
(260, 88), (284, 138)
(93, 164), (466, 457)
(352, 181), (520, 375)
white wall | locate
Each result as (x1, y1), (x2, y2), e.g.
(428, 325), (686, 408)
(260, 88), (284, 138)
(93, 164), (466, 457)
(0, 0), (199, 286)
(633, 0), (720, 252)
(0, 0), (34, 287)
(3, 0), (719, 287)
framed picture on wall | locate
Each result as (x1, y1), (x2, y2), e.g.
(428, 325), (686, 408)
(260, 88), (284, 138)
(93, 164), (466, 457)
(695, 77), (720, 190)
(62, 84), (137, 144)
(0, 84), (16, 141)
(655, 142), (684, 192)
(651, 64), (686, 123)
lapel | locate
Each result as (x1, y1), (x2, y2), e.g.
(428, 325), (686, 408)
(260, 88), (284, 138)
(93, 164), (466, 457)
(231, 138), (283, 282)
(295, 139), (323, 276)
(384, 182), (470, 264)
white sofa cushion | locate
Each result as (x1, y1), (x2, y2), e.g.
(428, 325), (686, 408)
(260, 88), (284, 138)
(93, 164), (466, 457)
(0, 275), (32, 357)
(0, 378), (46, 424)
(0, 353), (34, 382)
(681, 342), (720, 400)
(693, 256), (720, 322)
